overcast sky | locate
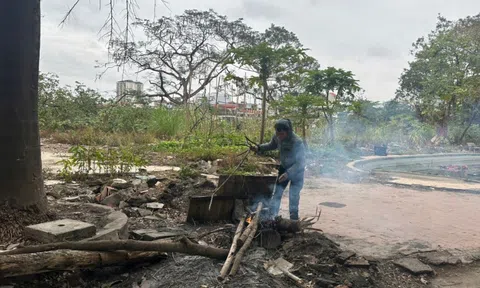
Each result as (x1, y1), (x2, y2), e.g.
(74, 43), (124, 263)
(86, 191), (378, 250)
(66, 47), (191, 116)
(40, 0), (480, 101)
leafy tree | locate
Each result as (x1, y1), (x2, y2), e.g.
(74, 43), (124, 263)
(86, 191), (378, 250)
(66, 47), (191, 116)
(273, 94), (322, 144)
(397, 14), (480, 141)
(305, 67), (361, 143)
(227, 25), (317, 142)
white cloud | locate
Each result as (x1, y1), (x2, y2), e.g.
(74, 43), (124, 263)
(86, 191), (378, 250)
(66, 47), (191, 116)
(40, 0), (480, 101)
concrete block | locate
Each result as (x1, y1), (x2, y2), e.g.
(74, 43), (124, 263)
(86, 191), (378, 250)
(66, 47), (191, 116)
(25, 219), (96, 243)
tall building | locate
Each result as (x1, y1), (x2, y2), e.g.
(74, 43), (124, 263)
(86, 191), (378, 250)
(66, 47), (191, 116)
(116, 80), (143, 102)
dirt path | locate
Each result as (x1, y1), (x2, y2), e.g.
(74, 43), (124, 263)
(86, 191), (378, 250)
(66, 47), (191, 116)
(277, 177), (480, 260)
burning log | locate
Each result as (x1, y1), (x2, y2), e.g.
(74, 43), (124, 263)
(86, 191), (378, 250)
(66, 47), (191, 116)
(229, 202), (263, 277)
(218, 214), (247, 281)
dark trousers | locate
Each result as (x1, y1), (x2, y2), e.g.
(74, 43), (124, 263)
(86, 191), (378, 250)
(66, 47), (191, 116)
(269, 166), (304, 220)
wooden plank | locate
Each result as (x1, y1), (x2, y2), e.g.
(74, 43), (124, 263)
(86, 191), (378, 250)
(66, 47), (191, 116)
(187, 196), (235, 223)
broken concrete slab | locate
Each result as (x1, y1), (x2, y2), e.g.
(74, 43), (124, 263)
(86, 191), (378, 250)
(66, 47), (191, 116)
(25, 219), (96, 243)
(146, 202), (164, 210)
(418, 251), (460, 266)
(83, 228), (119, 241)
(336, 251), (356, 264)
(393, 258), (434, 275)
(101, 192), (124, 207)
(111, 178), (131, 189)
(136, 208), (153, 217)
(130, 229), (184, 241)
(103, 211), (129, 239)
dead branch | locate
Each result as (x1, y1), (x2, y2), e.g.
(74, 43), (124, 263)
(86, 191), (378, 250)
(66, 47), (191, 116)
(229, 203), (263, 277)
(274, 208), (321, 233)
(0, 250), (166, 278)
(196, 225), (235, 239)
(218, 214), (246, 280)
(0, 237), (228, 260)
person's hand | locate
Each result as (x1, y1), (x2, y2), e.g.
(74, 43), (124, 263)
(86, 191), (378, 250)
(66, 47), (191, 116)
(278, 172), (288, 183)
(250, 145), (259, 152)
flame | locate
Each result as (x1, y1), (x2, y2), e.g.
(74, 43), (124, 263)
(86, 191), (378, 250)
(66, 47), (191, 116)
(246, 216), (252, 224)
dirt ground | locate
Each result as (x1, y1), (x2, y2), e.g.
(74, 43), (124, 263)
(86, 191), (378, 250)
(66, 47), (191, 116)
(3, 143), (480, 287)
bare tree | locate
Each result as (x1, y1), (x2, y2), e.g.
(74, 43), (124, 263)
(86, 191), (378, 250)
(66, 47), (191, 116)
(109, 10), (253, 106)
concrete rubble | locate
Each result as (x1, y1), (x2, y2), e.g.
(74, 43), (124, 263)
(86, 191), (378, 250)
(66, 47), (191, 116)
(25, 219), (96, 243)
(393, 258), (434, 275)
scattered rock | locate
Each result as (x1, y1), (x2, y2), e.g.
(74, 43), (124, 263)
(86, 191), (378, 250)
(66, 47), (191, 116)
(345, 257), (370, 268)
(393, 258), (434, 275)
(111, 179), (131, 189)
(25, 219), (96, 243)
(308, 263), (336, 274)
(316, 277), (338, 286)
(137, 208), (153, 217)
(132, 179), (142, 186)
(95, 186), (117, 202)
(119, 201), (128, 209)
(336, 251), (356, 264)
(418, 251), (460, 266)
(127, 195), (149, 207)
(146, 202), (164, 210)
(101, 192), (124, 207)
(143, 215), (161, 221)
(302, 255), (318, 265)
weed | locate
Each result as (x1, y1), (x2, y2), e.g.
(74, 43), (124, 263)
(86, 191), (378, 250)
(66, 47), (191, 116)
(57, 145), (148, 180)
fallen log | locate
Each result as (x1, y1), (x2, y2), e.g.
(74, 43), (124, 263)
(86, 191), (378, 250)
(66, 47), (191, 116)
(229, 202), (263, 276)
(0, 237), (228, 260)
(218, 214), (246, 281)
(0, 250), (166, 278)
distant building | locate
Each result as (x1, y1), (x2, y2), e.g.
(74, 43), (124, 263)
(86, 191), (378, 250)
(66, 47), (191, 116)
(116, 80), (143, 102)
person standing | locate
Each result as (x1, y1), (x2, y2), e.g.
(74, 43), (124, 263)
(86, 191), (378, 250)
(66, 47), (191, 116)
(252, 119), (305, 220)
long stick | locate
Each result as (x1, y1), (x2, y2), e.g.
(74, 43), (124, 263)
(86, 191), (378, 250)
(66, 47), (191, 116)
(229, 202), (263, 276)
(218, 215), (246, 280)
(0, 237), (228, 260)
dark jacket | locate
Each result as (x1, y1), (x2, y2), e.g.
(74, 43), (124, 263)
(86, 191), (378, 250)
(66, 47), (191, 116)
(259, 119), (305, 179)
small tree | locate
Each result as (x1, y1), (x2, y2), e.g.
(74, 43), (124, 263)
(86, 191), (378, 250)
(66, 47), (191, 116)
(227, 25), (316, 143)
(305, 67), (360, 143)
(273, 94), (322, 145)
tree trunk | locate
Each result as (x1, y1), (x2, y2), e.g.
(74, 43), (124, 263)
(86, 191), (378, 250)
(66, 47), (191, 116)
(0, 1), (46, 210)
(458, 103), (479, 143)
(328, 115), (335, 143)
(260, 82), (268, 143)
(0, 250), (166, 278)
(1, 238), (228, 260)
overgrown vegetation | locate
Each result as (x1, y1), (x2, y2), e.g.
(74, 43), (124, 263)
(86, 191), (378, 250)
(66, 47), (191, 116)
(58, 145), (148, 181)
(41, 10), (480, 176)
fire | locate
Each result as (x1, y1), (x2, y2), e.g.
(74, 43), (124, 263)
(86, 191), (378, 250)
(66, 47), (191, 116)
(246, 216), (252, 224)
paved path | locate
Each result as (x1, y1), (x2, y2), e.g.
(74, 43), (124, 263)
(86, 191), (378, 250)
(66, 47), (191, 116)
(278, 177), (480, 259)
